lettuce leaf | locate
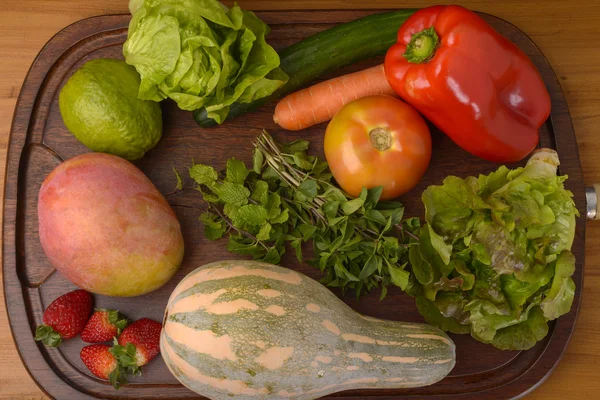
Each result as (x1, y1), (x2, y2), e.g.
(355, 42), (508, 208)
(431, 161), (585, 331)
(422, 176), (488, 240)
(123, 0), (288, 120)
(490, 306), (549, 350)
(410, 150), (578, 350)
(540, 251), (576, 320)
(416, 296), (470, 335)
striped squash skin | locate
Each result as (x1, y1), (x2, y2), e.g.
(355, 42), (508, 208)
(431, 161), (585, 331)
(161, 261), (455, 400)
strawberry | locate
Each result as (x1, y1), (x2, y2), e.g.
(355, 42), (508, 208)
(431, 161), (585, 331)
(80, 344), (133, 389)
(35, 289), (93, 347)
(81, 309), (129, 343)
(111, 318), (162, 367)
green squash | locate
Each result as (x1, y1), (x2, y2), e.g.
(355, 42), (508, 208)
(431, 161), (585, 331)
(161, 261), (455, 399)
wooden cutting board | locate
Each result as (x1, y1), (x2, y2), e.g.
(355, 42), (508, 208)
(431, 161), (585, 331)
(2, 9), (586, 400)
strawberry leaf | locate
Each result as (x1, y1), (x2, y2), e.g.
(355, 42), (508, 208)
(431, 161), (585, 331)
(110, 340), (141, 370)
(104, 309), (129, 335)
(107, 339), (142, 389)
(34, 324), (62, 347)
(114, 319), (129, 335)
(108, 364), (129, 390)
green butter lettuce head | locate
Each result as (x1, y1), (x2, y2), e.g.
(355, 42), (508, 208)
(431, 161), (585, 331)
(411, 149), (579, 350)
(58, 58), (162, 160)
(123, 0), (288, 123)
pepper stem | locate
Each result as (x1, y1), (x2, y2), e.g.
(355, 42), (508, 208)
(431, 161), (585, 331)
(369, 127), (392, 151)
(403, 27), (440, 63)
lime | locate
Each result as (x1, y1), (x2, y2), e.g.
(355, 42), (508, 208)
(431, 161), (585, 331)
(59, 58), (162, 160)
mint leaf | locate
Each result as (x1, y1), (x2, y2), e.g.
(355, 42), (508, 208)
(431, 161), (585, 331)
(270, 208), (289, 224)
(266, 193), (281, 219)
(313, 159), (330, 176)
(261, 165), (279, 181)
(189, 164), (218, 186)
(227, 236), (262, 257)
(197, 186), (220, 203)
(218, 182), (250, 206)
(256, 223), (272, 241)
(253, 148), (264, 174)
(263, 247), (281, 264)
(323, 201), (340, 218)
(322, 187), (346, 202)
(283, 139), (309, 153)
(251, 180), (269, 205)
(223, 203), (239, 220)
(233, 204), (268, 227)
(200, 212), (227, 240)
(292, 152), (315, 170)
(226, 158), (248, 184)
(173, 167), (183, 190)
(298, 180), (318, 199)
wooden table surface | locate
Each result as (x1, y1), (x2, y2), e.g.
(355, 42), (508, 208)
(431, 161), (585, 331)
(1, 1), (599, 399)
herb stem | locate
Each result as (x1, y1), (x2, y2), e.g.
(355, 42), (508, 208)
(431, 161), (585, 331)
(264, 155), (301, 186)
(396, 224), (420, 241)
(209, 204), (270, 251)
(257, 136), (328, 223)
(356, 226), (381, 240)
(279, 197), (312, 225)
(258, 134), (306, 183)
(165, 184), (196, 196)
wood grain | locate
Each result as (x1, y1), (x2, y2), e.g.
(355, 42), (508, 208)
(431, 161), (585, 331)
(1, 1), (599, 399)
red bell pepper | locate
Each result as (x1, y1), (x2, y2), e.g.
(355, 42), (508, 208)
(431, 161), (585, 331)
(384, 5), (551, 163)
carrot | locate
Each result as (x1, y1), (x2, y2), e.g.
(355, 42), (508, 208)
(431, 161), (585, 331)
(273, 64), (398, 131)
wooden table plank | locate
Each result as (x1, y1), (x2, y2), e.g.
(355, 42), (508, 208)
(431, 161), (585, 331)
(1, 1), (599, 399)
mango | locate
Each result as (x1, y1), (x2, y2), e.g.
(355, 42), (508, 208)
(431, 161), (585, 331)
(37, 153), (184, 297)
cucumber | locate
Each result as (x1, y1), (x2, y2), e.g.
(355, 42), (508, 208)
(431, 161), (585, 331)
(193, 9), (416, 127)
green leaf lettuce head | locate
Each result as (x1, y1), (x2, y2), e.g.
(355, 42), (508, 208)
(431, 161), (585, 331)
(411, 149), (579, 350)
(123, 0), (288, 122)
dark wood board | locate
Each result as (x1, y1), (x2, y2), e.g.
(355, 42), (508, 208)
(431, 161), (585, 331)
(2, 9), (586, 400)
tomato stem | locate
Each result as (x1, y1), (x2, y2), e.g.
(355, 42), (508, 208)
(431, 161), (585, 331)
(403, 26), (439, 63)
(369, 127), (392, 151)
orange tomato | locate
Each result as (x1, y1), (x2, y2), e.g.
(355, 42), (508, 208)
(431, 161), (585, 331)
(324, 95), (431, 200)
